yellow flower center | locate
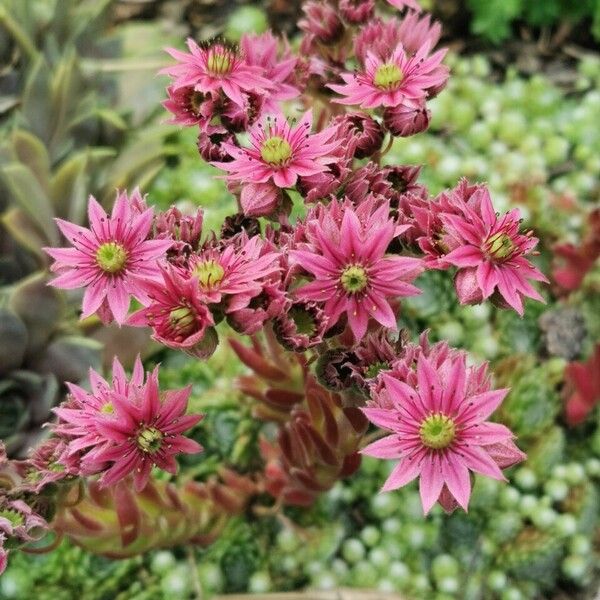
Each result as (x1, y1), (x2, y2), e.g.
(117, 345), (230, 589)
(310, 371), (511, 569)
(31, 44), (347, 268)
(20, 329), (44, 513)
(260, 136), (292, 166)
(100, 402), (114, 415)
(95, 242), (128, 274)
(419, 413), (456, 450)
(485, 232), (515, 261)
(373, 63), (404, 91)
(136, 427), (163, 454)
(194, 259), (225, 288)
(207, 49), (233, 75)
(340, 265), (368, 294)
(169, 306), (197, 335)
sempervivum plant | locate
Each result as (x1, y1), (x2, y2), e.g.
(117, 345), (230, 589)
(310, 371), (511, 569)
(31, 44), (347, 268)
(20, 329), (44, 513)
(0, 274), (101, 457)
(0, 0), (558, 578)
(0, 0), (176, 462)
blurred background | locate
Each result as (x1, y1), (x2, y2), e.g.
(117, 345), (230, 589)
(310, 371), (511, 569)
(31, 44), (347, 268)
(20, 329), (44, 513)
(0, 0), (599, 599)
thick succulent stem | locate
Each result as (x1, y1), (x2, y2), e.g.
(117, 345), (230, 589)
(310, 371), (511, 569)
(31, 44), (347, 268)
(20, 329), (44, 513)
(51, 470), (256, 558)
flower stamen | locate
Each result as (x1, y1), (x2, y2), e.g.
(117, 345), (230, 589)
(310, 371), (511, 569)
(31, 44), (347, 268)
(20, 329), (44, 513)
(136, 427), (164, 454)
(194, 260), (225, 288)
(340, 264), (368, 294)
(260, 136), (293, 166)
(373, 63), (404, 91)
(419, 413), (456, 449)
(95, 242), (128, 274)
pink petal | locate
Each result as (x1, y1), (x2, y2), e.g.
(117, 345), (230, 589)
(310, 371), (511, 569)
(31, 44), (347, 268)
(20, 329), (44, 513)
(441, 455), (471, 511)
(381, 453), (424, 492)
(419, 453), (444, 514)
(361, 434), (403, 459)
(458, 445), (506, 481)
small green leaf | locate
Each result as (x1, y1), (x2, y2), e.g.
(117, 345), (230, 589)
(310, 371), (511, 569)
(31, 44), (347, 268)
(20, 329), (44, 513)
(50, 152), (89, 223)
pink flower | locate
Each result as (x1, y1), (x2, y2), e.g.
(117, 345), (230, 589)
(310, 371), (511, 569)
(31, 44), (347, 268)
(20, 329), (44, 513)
(329, 41), (447, 108)
(353, 15), (443, 79)
(187, 235), (281, 304)
(162, 38), (272, 108)
(163, 85), (209, 126)
(291, 202), (422, 340)
(128, 268), (215, 358)
(299, 1), (345, 45)
(45, 190), (172, 324)
(362, 354), (521, 513)
(339, 0), (375, 24)
(55, 356), (203, 492)
(440, 186), (548, 315)
(213, 111), (340, 188)
(240, 32), (300, 113)
(0, 537), (7, 575)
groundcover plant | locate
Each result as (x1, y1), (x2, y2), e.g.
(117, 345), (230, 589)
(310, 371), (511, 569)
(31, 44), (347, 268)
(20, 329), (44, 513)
(1, 0), (564, 589)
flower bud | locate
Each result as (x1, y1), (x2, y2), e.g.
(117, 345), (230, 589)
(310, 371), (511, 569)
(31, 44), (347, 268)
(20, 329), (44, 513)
(453, 268), (484, 306)
(299, 1), (344, 45)
(334, 112), (384, 159)
(383, 100), (430, 137)
(197, 128), (236, 162)
(339, 0), (375, 24)
(240, 182), (283, 218)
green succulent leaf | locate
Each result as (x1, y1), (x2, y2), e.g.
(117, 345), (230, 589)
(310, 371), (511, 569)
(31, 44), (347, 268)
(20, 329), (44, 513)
(1, 207), (48, 258)
(0, 163), (59, 245)
(49, 49), (82, 160)
(9, 272), (63, 355)
(11, 129), (51, 192)
(21, 56), (53, 143)
(50, 151), (89, 223)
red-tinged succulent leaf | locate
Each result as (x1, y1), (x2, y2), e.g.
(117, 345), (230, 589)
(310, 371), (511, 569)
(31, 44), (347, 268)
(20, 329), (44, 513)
(265, 388), (305, 407)
(302, 425), (338, 466)
(70, 508), (104, 532)
(344, 406), (369, 433)
(113, 483), (140, 548)
(339, 452), (362, 478)
(230, 338), (287, 381)
(52, 473), (253, 557)
(289, 467), (330, 492)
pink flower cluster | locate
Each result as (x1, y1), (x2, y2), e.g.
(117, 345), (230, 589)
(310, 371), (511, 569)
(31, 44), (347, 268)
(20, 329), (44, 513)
(39, 0), (547, 517)
(53, 357), (203, 492)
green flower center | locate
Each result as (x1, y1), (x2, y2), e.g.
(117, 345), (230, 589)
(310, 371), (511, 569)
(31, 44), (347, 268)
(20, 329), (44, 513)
(289, 307), (316, 336)
(260, 136), (292, 166)
(169, 306), (196, 335)
(95, 242), (128, 274)
(419, 413), (456, 450)
(485, 232), (515, 261)
(100, 402), (114, 415)
(207, 50), (233, 75)
(194, 259), (225, 288)
(0, 508), (24, 527)
(340, 265), (368, 294)
(136, 427), (164, 454)
(374, 63), (404, 91)
(364, 361), (390, 379)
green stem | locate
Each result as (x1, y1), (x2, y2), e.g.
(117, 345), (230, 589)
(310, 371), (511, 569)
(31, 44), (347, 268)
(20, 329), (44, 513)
(0, 5), (38, 62)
